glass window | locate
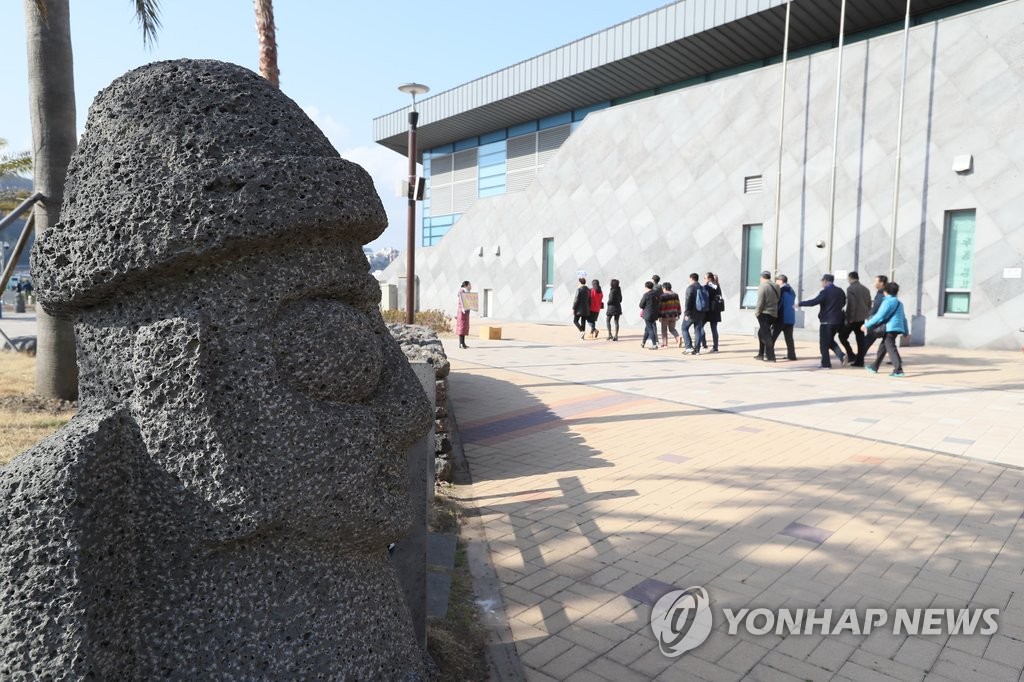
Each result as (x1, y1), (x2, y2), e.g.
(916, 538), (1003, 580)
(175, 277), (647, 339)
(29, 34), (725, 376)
(542, 238), (555, 302)
(508, 121), (538, 137)
(539, 112), (572, 130)
(941, 209), (976, 315)
(480, 129), (508, 144)
(741, 224), (764, 308)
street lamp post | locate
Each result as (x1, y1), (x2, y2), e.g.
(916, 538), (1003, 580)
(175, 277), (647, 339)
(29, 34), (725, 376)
(398, 82), (429, 325)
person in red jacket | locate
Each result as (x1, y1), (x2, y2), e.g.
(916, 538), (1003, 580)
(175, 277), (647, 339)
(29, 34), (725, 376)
(587, 279), (604, 338)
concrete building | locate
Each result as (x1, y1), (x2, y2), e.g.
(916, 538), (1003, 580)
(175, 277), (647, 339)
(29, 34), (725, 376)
(374, 0), (1024, 349)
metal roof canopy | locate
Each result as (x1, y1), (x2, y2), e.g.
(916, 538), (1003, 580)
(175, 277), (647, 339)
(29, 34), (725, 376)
(373, 0), (969, 159)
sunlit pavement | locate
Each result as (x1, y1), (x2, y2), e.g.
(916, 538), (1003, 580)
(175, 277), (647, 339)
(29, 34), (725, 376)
(448, 322), (1024, 681)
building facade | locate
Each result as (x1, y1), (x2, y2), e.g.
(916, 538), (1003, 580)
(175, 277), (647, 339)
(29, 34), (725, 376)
(374, 0), (1024, 349)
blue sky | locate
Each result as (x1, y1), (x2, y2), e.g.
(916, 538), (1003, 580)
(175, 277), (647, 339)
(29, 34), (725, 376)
(2, 1), (663, 249)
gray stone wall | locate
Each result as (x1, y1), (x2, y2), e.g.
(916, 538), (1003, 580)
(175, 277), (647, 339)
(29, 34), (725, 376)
(387, 0), (1024, 349)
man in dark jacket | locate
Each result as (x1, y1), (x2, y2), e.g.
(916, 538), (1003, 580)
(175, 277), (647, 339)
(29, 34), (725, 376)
(571, 277), (590, 339)
(639, 281), (661, 349)
(838, 271), (872, 367)
(753, 270), (780, 362)
(682, 273), (705, 355)
(771, 274), (798, 361)
(799, 273), (848, 368)
(856, 274), (889, 365)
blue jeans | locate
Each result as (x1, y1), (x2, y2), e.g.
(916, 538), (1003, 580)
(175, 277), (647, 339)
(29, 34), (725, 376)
(683, 316), (704, 351)
(642, 319), (659, 346)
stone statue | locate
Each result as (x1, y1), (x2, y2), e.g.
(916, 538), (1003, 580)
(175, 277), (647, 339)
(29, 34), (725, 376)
(0, 60), (433, 679)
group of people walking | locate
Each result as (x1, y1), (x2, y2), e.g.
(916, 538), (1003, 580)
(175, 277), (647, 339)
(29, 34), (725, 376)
(573, 273), (725, 353)
(754, 270), (908, 376)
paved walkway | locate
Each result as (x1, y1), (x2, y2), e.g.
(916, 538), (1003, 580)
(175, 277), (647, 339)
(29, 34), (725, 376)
(448, 322), (1024, 681)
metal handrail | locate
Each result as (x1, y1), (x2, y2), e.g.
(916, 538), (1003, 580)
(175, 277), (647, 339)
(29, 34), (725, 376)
(1, 192), (42, 292)
(0, 191), (42, 233)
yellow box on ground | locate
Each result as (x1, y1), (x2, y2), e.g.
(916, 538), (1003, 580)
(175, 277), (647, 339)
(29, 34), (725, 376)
(479, 326), (501, 340)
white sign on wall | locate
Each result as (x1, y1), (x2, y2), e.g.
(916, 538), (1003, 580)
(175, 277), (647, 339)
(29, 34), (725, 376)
(1003, 268), (1022, 279)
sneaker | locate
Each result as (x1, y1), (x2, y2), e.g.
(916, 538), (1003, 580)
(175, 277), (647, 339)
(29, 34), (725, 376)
(837, 351), (848, 367)
(613, 336), (618, 341)
(890, 371), (905, 378)
(594, 329), (600, 339)
(690, 350), (700, 356)
(580, 331), (586, 339)
(711, 349), (719, 353)
(866, 366), (877, 374)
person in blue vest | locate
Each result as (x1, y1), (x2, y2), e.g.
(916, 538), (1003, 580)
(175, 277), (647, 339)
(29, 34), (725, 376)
(862, 281), (909, 377)
(798, 273), (847, 369)
(771, 274), (798, 361)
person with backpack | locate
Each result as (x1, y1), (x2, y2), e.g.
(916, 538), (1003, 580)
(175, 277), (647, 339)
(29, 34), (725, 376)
(639, 281), (661, 349)
(862, 281), (909, 377)
(571, 277), (591, 339)
(700, 272), (724, 352)
(606, 279), (622, 341)
(587, 279), (604, 338)
(682, 273), (707, 355)
(658, 282), (682, 347)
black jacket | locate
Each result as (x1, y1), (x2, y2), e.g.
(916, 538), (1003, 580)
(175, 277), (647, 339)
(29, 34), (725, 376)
(639, 290), (661, 322)
(606, 287), (623, 316)
(572, 285), (591, 316)
(868, 289), (885, 318)
(799, 284), (847, 326)
(683, 282), (705, 319)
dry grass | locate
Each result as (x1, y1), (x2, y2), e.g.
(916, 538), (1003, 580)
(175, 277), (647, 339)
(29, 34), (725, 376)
(0, 352), (75, 467)
(382, 309), (454, 335)
(427, 487), (489, 681)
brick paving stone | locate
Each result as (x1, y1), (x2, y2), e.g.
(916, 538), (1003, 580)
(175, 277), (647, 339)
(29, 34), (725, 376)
(536, 644), (602, 680)
(518, 634), (575, 670)
(894, 636), (944, 671)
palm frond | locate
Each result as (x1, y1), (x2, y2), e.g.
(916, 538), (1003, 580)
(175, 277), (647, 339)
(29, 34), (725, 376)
(133, 0), (162, 48)
(0, 152), (33, 178)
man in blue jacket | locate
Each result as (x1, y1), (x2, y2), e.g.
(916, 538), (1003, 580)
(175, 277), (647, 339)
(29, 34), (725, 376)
(799, 273), (847, 368)
(771, 274), (798, 361)
(862, 281), (908, 377)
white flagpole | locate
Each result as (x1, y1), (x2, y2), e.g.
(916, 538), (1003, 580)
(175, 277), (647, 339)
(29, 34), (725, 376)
(825, 0), (848, 274)
(772, 0), (793, 276)
(889, 0), (912, 280)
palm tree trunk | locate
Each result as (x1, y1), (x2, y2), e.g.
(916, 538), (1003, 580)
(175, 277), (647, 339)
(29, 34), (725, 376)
(24, 0), (79, 400)
(253, 0), (279, 87)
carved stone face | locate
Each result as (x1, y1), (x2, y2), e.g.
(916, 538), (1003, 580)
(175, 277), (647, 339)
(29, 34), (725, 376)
(123, 242), (431, 548)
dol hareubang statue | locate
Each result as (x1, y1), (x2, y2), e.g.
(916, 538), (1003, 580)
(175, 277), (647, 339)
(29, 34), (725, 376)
(0, 60), (433, 679)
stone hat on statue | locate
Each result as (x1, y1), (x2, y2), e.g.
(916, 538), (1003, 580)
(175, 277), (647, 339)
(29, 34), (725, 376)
(32, 59), (385, 315)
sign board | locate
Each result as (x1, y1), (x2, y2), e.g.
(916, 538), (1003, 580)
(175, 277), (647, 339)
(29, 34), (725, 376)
(833, 269), (848, 281)
(459, 291), (479, 311)
(575, 270), (587, 278)
(1003, 268), (1022, 279)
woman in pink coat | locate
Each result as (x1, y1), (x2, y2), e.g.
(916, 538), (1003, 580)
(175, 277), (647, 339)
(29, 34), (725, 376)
(456, 281), (472, 348)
